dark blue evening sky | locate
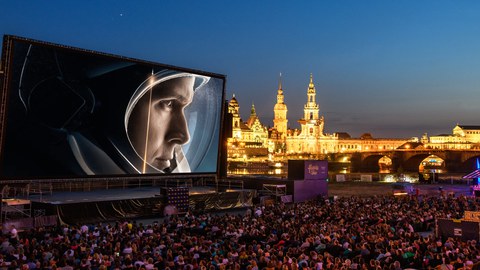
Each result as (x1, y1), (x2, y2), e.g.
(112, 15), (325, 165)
(1, 1), (480, 138)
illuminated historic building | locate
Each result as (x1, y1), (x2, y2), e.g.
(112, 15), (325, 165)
(269, 75), (288, 156)
(273, 74), (288, 136)
(283, 74), (338, 156)
(227, 95), (268, 161)
(453, 125), (480, 143)
(335, 133), (406, 153)
(228, 94), (242, 140)
(422, 125), (480, 150)
(245, 103), (269, 147)
(227, 74), (410, 161)
(226, 75), (480, 175)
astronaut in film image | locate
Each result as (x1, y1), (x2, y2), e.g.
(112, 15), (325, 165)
(1, 39), (224, 178)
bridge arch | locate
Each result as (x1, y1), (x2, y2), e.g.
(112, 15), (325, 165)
(402, 153), (431, 172)
(378, 156), (392, 173)
(333, 155), (351, 163)
(362, 154), (391, 172)
(419, 154), (445, 173)
(460, 156), (480, 172)
(335, 150), (480, 173)
(403, 154), (445, 172)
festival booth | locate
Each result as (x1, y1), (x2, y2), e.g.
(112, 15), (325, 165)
(288, 160), (328, 202)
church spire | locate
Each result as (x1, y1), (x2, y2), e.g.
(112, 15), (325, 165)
(278, 72), (283, 92)
(308, 73), (315, 94)
(277, 73), (285, 104)
(250, 102), (257, 117)
(303, 73), (319, 120)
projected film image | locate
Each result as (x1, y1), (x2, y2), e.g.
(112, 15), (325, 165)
(0, 37), (225, 178)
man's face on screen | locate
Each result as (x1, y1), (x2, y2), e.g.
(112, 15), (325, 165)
(128, 76), (194, 172)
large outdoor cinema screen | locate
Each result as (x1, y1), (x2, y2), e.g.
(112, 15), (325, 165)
(0, 36), (226, 179)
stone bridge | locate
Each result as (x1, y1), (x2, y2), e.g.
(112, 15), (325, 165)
(330, 150), (480, 173)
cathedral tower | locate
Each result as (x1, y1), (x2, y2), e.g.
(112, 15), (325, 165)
(298, 74), (324, 138)
(273, 73), (288, 136)
(304, 73), (319, 121)
(228, 94), (242, 139)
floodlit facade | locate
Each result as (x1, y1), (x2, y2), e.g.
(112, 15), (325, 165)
(227, 95), (269, 161)
(422, 125), (480, 150)
(284, 74), (337, 155)
(453, 125), (480, 143)
(226, 75), (479, 163)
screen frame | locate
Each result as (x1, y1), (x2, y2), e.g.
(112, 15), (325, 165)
(0, 35), (227, 181)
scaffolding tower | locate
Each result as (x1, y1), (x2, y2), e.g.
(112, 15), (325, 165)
(262, 184), (287, 199)
(1, 185), (31, 222)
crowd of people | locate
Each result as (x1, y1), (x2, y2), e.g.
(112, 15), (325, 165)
(2, 194), (480, 270)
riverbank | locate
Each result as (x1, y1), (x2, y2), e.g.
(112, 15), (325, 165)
(328, 181), (472, 197)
